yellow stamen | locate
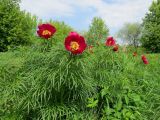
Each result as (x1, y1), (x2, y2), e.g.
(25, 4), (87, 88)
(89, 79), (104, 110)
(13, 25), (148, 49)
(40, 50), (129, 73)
(70, 41), (79, 51)
(42, 30), (52, 36)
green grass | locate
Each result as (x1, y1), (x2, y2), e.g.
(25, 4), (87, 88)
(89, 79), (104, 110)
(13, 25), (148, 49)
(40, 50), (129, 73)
(0, 46), (160, 120)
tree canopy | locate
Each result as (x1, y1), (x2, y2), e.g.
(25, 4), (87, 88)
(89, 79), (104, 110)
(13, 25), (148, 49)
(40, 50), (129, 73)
(117, 23), (141, 47)
(141, 0), (160, 53)
(85, 17), (109, 46)
(0, 0), (37, 52)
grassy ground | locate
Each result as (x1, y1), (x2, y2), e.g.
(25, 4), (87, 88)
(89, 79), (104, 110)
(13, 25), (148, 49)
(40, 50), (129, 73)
(0, 46), (160, 120)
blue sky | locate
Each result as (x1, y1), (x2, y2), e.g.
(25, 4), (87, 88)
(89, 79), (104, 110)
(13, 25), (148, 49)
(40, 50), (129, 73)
(20, 0), (153, 37)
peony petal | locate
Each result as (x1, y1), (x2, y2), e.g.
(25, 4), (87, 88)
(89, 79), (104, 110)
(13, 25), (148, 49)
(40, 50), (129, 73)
(64, 32), (87, 55)
(37, 23), (56, 39)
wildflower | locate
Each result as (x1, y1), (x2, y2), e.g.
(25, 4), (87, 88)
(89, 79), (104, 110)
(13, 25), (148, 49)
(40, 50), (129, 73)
(113, 44), (119, 51)
(106, 36), (116, 46)
(141, 55), (149, 64)
(65, 32), (87, 54)
(37, 23), (56, 39)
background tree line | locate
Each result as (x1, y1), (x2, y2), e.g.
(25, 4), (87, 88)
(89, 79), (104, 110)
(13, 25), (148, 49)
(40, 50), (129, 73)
(117, 0), (160, 53)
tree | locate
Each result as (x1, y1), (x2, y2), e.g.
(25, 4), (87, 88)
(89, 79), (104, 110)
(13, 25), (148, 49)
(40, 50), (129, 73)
(141, 0), (160, 53)
(0, 0), (37, 52)
(117, 23), (142, 47)
(85, 17), (109, 45)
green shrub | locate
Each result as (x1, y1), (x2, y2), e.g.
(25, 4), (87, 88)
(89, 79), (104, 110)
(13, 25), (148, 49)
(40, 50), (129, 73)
(0, 0), (37, 52)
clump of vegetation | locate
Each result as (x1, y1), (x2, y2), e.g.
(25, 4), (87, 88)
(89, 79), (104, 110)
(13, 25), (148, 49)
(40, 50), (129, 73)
(85, 17), (109, 46)
(0, 0), (37, 52)
(141, 0), (160, 53)
(0, 43), (160, 119)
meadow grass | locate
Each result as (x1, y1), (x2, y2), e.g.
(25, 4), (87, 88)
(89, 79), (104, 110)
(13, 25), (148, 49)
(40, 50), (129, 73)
(0, 46), (160, 120)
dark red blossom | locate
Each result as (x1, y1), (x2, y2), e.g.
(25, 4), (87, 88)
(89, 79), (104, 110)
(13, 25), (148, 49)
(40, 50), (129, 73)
(65, 32), (87, 55)
(37, 23), (56, 39)
(141, 55), (149, 64)
(106, 36), (116, 46)
(113, 44), (119, 52)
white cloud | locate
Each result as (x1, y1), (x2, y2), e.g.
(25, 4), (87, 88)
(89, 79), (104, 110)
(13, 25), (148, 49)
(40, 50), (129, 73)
(20, 0), (153, 34)
(95, 0), (153, 28)
(20, 0), (74, 18)
(65, 0), (153, 28)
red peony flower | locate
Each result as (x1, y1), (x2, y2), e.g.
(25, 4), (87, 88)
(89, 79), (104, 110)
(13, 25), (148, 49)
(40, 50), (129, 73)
(133, 52), (137, 57)
(141, 55), (149, 64)
(113, 44), (119, 51)
(142, 55), (147, 60)
(106, 36), (116, 46)
(37, 23), (56, 39)
(65, 32), (87, 54)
